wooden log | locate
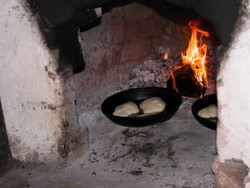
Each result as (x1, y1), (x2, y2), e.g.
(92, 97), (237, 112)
(167, 64), (206, 98)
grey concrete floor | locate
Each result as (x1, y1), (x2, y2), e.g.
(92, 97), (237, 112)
(0, 99), (216, 188)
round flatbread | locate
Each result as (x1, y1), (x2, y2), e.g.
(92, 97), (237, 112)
(139, 97), (166, 114)
(197, 104), (217, 119)
(113, 101), (139, 117)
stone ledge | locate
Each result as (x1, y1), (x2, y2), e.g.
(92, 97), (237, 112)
(213, 158), (249, 188)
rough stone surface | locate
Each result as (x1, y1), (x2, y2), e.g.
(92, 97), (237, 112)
(75, 1), (196, 116)
(0, 101), (12, 176)
(0, 100), (216, 187)
(213, 159), (249, 188)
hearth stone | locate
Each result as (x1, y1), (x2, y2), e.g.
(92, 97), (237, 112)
(213, 159), (249, 188)
(0, 100), (216, 187)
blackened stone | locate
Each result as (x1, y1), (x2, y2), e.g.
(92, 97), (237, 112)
(0, 101), (13, 176)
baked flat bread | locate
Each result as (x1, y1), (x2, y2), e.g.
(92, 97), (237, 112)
(139, 97), (166, 114)
(113, 101), (139, 117)
(198, 104), (217, 119)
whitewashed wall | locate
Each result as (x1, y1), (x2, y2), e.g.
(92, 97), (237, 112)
(0, 0), (67, 163)
(216, 0), (250, 185)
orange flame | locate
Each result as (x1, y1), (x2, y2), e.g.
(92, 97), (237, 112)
(170, 20), (210, 97)
(163, 53), (168, 60)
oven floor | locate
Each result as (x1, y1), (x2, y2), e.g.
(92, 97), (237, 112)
(0, 99), (216, 188)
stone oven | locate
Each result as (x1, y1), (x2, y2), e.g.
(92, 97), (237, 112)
(1, 0), (250, 187)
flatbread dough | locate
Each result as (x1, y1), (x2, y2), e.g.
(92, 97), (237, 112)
(197, 104), (217, 119)
(139, 97), (166, 114)
(113, 101), (139, 117)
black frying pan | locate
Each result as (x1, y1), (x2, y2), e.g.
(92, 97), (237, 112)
(101, 87), (182, 127)
(191, 93), (217, 130)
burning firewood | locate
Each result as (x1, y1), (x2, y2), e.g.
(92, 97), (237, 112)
(168, 20), (210, 98)
(167, 64), (206, 98)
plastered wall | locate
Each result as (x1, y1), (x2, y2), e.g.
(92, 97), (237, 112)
(216, 0), (250, 185)
(0, 0), (67, 163)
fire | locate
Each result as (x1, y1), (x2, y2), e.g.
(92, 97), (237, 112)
(163, 53), (168, 60)
(169, 20), (210, 98)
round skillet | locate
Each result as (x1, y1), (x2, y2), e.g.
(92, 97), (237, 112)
(191, 93), (217, 130)
(101, 87), (182, 127)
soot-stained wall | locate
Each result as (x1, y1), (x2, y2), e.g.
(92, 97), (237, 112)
(163, 0), (241, 46)
(73, 1), (208, 126)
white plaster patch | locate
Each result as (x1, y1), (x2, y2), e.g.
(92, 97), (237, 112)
(217, 1), (250, 167)
(0, 0), (64, 163)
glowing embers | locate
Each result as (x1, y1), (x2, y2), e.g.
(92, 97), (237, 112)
(167, 20), (210, 98)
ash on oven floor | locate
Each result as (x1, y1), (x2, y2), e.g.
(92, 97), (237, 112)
(0, 100), (216, 188)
